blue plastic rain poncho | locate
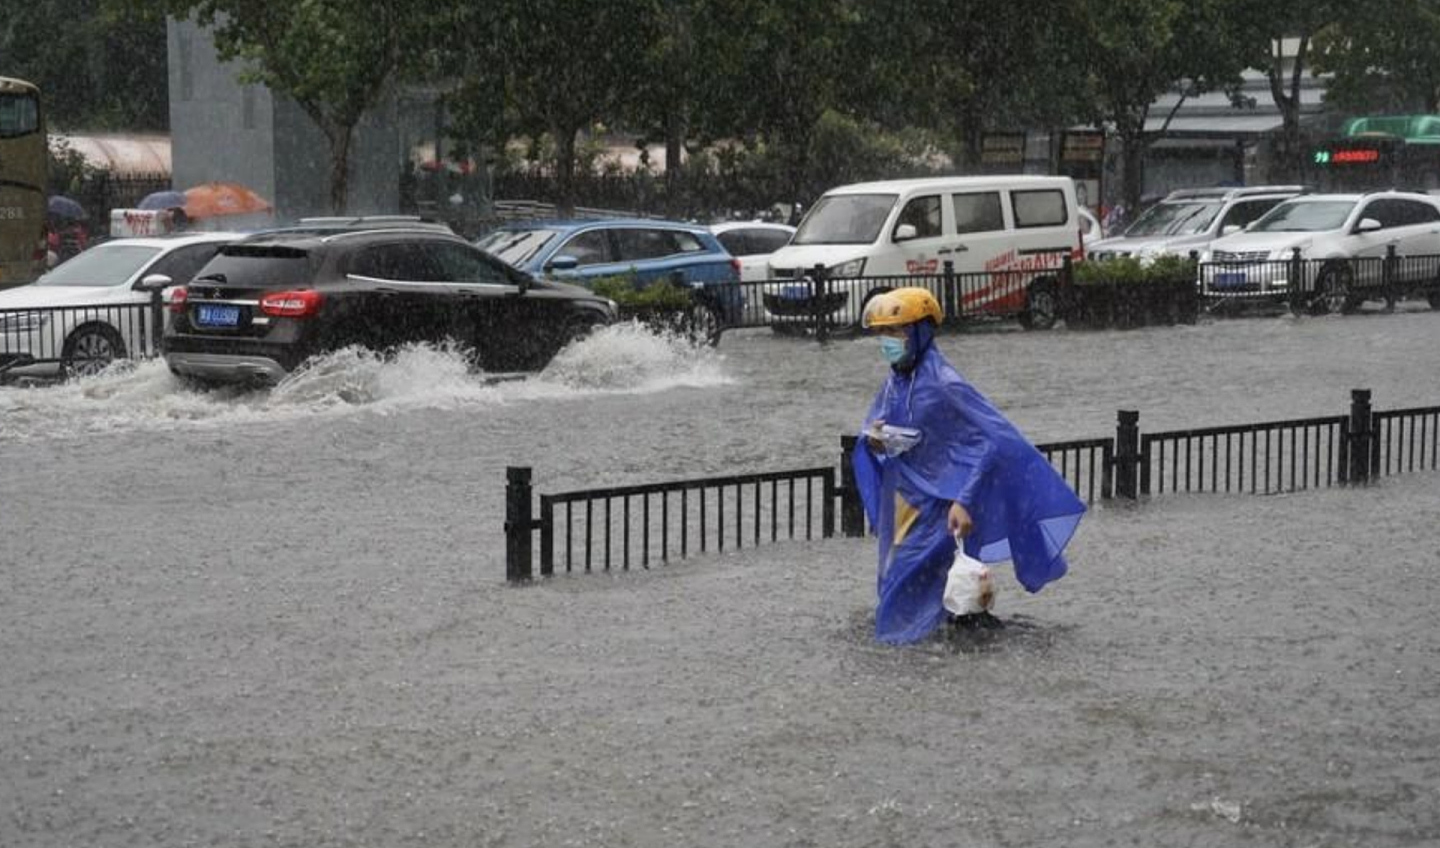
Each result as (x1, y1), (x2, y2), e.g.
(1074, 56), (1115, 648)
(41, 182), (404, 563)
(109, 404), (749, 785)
(853, 322), (1085, 644)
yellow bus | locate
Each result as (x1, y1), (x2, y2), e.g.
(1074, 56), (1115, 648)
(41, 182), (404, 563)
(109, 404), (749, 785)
(0, 76), (46, 288)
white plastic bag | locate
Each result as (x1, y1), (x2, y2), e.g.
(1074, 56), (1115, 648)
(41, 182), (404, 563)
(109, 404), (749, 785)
(942, 542), (996, 616)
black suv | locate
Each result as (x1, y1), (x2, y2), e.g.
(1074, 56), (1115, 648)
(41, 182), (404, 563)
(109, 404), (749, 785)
(163, 228), (616, 385)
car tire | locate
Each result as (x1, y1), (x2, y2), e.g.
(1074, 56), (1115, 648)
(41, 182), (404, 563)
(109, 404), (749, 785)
(1428, 292), (1440, 310)
(686, 302), (723, 346)
(563, 312), (606, 346)
(1314, 263), (1358, 315)
(61, 324), (126, 379)
(1019, 280), (1060, 331)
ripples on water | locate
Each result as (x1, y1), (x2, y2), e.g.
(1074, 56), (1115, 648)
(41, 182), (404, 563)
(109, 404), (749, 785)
(0, 322), (732, 441)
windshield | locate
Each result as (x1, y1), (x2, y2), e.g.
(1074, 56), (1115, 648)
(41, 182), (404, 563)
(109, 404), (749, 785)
(36, 244), (161, 286)
(1248, 200), (1356, 233)
(476, 228), (559, 267)
(792, 194), (897, 245)
(1122, 201), (1222, 237)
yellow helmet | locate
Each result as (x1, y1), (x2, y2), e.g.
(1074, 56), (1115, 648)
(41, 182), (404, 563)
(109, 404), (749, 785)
(861, 287), (944, 329)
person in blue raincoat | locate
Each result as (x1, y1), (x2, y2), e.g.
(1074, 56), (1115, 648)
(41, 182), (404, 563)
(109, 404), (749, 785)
(852, 288), (1086, 644)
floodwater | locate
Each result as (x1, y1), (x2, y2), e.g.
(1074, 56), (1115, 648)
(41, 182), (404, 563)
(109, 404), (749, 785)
(2, 308), (1439, 847)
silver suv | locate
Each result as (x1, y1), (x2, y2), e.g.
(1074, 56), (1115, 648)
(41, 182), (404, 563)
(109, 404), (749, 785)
(1089, 185), (1308, 262)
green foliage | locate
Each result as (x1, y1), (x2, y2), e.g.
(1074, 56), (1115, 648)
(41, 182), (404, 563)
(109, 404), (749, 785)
(46, 137), (99, 195)
(1075, 255), (1196, 285)
(1313, 0), (1440, 113)
(589, 275), (694, 310)
(3, 0), (168, 130)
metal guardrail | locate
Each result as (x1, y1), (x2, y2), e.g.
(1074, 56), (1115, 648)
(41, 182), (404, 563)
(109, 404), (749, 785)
(504, 389), (1436, 582)
(0, 296), (164, 378)
(1198, 246), (1440, 313)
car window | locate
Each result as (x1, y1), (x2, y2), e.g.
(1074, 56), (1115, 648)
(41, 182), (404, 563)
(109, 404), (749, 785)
(952, 192), (1005, 234)
(1404, 200), (1440, 224)
(894, 195), (942, 240)
(1359, 200), (1405, 229)
(477, 228), (558, 268)
(715, 230), (748, 255)
(672, 231), (705, 253)
(1249, 200), (1355, 233)
(426, 242), (511, 284)
(748, 228), (792, 253)
(350, 243), (438, 281)
(1220, 199), (1283, 231)
(35, 244), (162, 287)
(202, 245), (319, 287)
(1011, 190), (1068, 228)
(557, 230), (613, 266)
(147, 243), (226, 284)
(793, 194), (897, 245)
(616, 228), (684, 261)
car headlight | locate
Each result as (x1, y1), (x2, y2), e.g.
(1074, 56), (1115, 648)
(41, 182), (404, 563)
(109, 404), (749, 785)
(0, 311), (47, 333)
(828, 258), (866, 278)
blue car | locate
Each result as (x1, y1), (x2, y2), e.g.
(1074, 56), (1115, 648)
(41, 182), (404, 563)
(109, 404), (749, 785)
(475, 219), (742, 324)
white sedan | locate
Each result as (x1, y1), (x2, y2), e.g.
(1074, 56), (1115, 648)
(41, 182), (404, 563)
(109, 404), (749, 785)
(0, 232), (239, 380)
(710, 221), (796, 281)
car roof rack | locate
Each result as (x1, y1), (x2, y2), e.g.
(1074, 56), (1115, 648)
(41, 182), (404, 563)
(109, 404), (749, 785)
(1164, 185), (1309, 201)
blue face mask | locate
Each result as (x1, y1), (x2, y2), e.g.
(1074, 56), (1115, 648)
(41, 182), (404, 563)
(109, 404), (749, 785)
(879, 336), (907, 364)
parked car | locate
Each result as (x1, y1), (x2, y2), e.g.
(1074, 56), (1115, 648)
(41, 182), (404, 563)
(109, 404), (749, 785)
(763, 175), (1084, 330)
(163, 229), (617, 386)
(1088, 185), (1308, 263)
(0, 231), (240, 380)
(1078, 207), (1104, 252)
(708, 221), (795, 281)
(474, 218), (742, 324)
(1200, 190), (1440, 313)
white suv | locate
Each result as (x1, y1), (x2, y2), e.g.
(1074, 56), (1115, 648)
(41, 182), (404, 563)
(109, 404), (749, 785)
(1089, 185), (1307, 262)
(1201, 191), (1440, 313)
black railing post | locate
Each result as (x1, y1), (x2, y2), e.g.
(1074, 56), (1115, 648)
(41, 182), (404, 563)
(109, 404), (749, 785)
(1383, 244), (1398, 312)
(1060, 254), (1074, 325)
(1348, 389), (1373, 485)
(942, 259), (957, 324)
(1115, 409), (1140, 499)
(148, 288), (165, 358)
(505, 466), (534, 582)
(810, 263), (829, 343)
(839, 435), (866, 537)
(821, 469), (837, 538)
(539, 495), (555, 577)
(1288, 247), (1306, 315)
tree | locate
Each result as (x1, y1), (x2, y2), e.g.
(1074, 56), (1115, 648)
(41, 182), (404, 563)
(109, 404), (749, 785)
(2, 0), (168, 130)
(446, 0), (662, 216)
(1073, 0), (1249, 209)
(126, 0), (445, 213)
(1313, 0), (1440, 114)
(856, 0), (1089, 169)
(1223, 0), (1339, 181)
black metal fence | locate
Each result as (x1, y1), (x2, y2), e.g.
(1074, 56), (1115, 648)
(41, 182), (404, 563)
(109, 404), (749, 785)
(503, 389), (1436, 582)
(0, 298), (163, 378)
(1199, 246), (1440, 314)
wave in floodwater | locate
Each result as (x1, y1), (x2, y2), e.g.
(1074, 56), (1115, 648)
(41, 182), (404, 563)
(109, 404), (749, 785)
(0, 322), (732, 441)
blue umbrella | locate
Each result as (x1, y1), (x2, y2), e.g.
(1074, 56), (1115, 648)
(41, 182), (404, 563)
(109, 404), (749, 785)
(47, 195), (88, 220)
(138, 190), (187, 211)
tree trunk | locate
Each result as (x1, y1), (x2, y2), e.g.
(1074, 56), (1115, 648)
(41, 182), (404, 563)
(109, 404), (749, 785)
(1119, 130), (1146, 212)
(553, 126), (577, 218)
(957, 101), (984, 172)
(327, 123), (353, 215)
(664, 111), (685, 217)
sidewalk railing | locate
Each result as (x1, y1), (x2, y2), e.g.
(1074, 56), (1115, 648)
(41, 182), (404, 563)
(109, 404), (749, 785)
(503, 389), (1438, 581)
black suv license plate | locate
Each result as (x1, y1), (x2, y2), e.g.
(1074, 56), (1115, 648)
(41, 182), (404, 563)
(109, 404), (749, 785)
(196, 304), (241, 328)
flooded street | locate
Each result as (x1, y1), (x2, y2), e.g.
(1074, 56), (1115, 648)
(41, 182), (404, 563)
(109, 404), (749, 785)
(3, 310), (1439, 847)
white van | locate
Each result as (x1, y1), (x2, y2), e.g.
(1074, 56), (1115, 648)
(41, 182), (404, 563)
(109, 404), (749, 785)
(763, 175), (1083, 329)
